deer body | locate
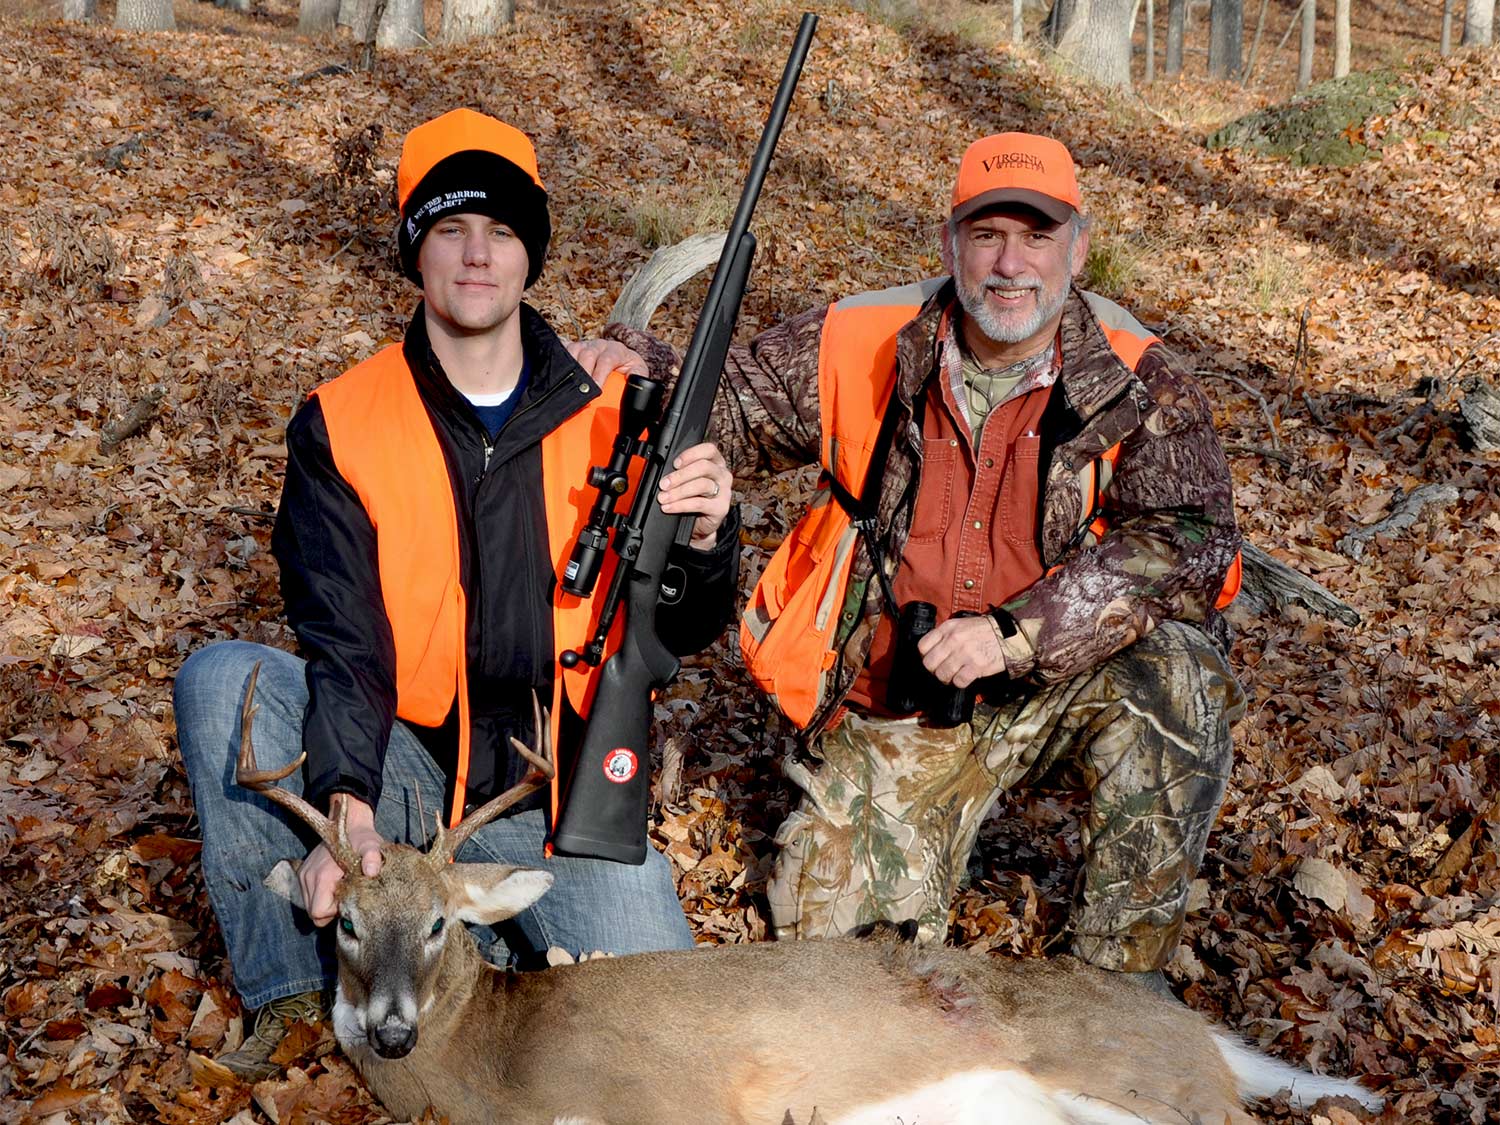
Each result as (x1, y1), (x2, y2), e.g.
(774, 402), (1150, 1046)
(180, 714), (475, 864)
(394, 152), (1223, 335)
(326, 856), (1297, 1125)
(236, 669), (1379, 1125)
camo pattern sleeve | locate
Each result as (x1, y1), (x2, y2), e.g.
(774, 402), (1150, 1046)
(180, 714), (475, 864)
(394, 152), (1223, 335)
(1003, 341), (1241, 684)
(604, 303), (830, 477)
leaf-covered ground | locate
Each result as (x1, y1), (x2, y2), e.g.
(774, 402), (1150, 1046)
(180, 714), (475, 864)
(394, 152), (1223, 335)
(2, 1), (1497, 1122)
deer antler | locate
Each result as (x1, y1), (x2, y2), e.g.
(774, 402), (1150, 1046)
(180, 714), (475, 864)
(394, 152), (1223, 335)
(234, 661), (363, 875)
(430, 690), (556, 864)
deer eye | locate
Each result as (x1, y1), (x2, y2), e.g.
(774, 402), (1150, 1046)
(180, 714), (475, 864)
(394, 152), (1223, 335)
(430, 918), (445, 936)
(339, 918), (357, 938)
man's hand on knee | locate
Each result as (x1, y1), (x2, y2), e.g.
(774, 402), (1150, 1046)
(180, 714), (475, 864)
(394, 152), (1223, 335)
(918, 616), (1007, 688)
(300, 794), (383, 927)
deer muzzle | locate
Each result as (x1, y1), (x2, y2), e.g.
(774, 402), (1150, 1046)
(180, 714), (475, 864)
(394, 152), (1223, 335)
(371, 1016), (418, 1059)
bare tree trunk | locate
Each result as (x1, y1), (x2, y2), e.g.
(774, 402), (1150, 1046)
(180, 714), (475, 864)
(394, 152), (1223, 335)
(300, 0), (340, 33)
(1333, 0), (1350, 76)
(114, 0), (176, 30)
(1463, 0), (1495, 45)
(359, 0), (388, 66)
(62, 0), (98, 18)
(1044, 0), (1079, 44)
(443, 0), (513, 42)
(1055, 0), (1138, 85)
(1013, 0), (1025, 42)
(1144, 0), (1155, 79)
(377, 0), (425, 46)
(341, 0), (422, 47)
(1440, 0), (1454, 53)
(1243, 0), (1271, 80)
(1298, 0), (1316, 88)
(1165, 0), (1185, 74)
(1208, 0), (1243, 78)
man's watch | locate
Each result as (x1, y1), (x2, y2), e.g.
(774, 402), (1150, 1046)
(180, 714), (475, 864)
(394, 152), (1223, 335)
(989, 607), (1019, 639)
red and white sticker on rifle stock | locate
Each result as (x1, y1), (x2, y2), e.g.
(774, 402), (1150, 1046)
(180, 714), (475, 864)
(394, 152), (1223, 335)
(602, 748), (638, 784)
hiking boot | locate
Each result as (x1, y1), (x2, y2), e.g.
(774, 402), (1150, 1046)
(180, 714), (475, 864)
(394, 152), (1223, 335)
(216, 990), (329, 1080)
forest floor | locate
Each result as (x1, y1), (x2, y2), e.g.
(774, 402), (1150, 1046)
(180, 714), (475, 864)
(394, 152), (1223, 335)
(2, 0), (1498, 1122)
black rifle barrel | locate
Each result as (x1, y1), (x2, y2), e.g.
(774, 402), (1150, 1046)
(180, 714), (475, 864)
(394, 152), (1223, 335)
(659, 9), (819, 455)
(549, 13), (817, 863)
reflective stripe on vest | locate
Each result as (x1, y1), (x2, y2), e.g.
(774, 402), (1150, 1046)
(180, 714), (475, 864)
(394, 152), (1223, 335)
(315, 346), (627, 826)
(740, 285), (1236, 730)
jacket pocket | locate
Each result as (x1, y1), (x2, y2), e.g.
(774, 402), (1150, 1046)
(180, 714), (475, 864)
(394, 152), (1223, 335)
(907, 437), (957, 545)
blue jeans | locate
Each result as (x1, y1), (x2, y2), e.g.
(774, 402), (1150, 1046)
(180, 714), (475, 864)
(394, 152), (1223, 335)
(175, 641), (694, 1010)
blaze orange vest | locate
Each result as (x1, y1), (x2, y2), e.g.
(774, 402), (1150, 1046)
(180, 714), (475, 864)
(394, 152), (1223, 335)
(740, 283), (1240, 730)
(314, 345), (629, 826)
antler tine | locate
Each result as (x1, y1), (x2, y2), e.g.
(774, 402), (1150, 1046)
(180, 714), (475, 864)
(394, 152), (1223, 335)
(434, 690), (555, 863)
(234, 661), (363, 875)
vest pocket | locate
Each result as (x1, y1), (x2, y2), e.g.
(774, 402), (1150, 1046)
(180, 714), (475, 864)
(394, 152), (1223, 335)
(907, 437), (956, 544)
(740, 518), (861, 729)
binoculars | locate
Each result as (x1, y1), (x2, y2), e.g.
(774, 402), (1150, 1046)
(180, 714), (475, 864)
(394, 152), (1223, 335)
(886, 602), (1007, 727)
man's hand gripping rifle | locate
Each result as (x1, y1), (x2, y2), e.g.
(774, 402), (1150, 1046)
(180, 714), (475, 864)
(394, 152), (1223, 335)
(550, 13), (818, 864)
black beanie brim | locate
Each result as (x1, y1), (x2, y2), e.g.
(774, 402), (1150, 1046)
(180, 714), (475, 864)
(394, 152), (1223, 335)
(397, 150), (551, 288)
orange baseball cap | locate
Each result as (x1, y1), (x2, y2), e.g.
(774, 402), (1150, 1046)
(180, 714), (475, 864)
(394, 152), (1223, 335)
(951, 133), (1081, 225)
(396, 108), (544, 210)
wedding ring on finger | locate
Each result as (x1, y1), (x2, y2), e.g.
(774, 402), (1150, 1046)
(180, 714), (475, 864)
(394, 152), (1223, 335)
(708, 480), (721, 499)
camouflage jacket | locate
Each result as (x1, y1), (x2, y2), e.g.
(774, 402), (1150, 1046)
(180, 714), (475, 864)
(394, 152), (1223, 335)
(610, 283), (1240, 740)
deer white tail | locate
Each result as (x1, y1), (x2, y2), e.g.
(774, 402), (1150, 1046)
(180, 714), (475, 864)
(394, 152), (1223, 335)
(1212, 1031), (1384, 1111)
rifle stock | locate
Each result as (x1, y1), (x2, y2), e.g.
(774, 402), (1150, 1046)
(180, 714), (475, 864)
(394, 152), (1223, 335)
(550, 15), (816, 862)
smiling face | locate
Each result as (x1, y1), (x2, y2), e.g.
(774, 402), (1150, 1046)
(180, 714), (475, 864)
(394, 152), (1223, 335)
(416, 212), (530, 339)
(943, 205), (1089, 365)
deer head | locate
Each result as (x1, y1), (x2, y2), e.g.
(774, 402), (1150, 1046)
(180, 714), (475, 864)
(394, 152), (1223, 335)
(234, 662), (557, 1059)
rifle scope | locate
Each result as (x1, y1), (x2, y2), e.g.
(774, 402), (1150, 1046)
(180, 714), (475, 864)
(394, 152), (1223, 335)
(561, 373), (665, 601)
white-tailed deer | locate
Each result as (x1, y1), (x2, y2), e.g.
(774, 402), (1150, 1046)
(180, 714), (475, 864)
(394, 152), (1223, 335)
(235, 665), (1382, 1125)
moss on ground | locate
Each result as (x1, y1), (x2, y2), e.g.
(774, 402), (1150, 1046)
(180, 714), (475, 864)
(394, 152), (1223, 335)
(1206, 71), (1417, 166)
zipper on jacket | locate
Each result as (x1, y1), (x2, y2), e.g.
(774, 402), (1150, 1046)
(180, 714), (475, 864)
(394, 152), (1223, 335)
(467, 365), (577, 488)
(469, 370), (589, 699)
(477, 373), (578, 481)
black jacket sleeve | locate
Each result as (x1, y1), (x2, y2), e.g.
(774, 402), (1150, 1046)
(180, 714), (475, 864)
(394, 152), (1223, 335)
(271, 396), (397, 812)
(657, 505), (742, 656)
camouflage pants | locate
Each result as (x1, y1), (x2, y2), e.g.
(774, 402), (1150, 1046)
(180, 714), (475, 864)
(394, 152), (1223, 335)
(766, 621), (1246, 972)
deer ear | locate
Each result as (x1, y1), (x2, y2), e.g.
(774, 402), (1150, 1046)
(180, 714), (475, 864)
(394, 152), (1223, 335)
(443, 865), (554, 925)
(264, 859), (308, 913)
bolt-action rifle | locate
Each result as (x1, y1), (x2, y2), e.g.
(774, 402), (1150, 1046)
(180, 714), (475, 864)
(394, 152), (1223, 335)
(550, 13), (818, 864)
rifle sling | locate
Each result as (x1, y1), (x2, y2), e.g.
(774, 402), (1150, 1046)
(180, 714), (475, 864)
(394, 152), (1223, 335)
(821, 375), (918, 619)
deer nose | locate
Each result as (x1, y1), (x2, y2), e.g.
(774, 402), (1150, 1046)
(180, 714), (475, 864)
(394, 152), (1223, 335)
(371, 1021), (418, 1058)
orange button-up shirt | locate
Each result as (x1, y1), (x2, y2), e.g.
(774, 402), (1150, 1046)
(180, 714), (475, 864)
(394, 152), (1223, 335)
(848, 333), (1056, 713)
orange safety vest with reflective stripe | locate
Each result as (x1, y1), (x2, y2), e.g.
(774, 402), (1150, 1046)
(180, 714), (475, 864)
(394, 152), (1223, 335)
(314, 345), (628, 827)
(740, 283), (1240, 730)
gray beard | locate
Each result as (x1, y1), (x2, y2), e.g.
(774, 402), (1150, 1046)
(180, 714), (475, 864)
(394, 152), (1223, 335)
(955, 273), (1069, 345)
